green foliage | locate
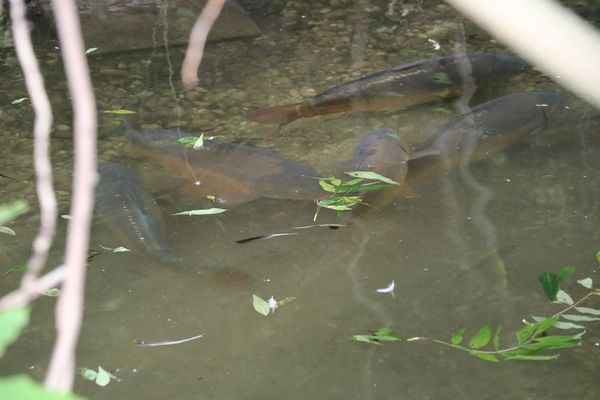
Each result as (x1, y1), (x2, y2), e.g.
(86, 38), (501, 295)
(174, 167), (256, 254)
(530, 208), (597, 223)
(252, 295), (270, 317)
(353, 253), (600, 362)
(0, 375), (84, 399)
(80, 367), (112, 387)
(0, 307), (30, 359)
(351, 328), (401, 345)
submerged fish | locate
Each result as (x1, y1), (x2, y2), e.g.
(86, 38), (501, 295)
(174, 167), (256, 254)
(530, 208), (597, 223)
(348, 128), (414, 210)
(125, 128), (325, 205)
(406, 91), (567, 185)
(247, 53), (527, 127)
(95, 162), (185, 266)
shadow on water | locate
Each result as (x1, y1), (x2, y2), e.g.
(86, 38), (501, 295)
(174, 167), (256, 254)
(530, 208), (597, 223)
(2, 1), (600, 399)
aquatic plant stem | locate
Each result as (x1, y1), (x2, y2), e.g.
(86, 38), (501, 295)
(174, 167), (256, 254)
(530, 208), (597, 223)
(44, 0), (97, 392)
(9, 0), (57, 289)
(181, 0), (225, 89)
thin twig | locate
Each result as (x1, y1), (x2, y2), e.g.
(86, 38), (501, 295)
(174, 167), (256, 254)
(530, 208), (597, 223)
(136, 334), (203, 347)
(45, 0), (98, 392)
(0, 266), (66, 311)
(9, 0), (57, 290)
(181, 0), (225, 89)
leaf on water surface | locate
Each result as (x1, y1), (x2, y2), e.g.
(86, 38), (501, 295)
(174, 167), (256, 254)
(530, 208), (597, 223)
(0, 201), (28, 226)
(81, 368), (97, 381)
(561, 314), (600, 322)
(11, 97), (28, 105)
(468, 325), (492, 349)
(451, 328), (465, 346)
(538, 272), (560, 301)
(192, 133), (205, 150)
(576, 278), (593, 289)
(351, 335), (382, 345)
(95, 367), (112, 387)
(558, 266), (575, 282)
(85, 47), (98, 54)
(551, 321), (585, 330)
(8, 263), (29, 273)
(0, 307), (30, 358)
(375, 280), (395, 295)
(469, 351), (498, 363)
(318, 179), (337, 193)
(533, 317), (558, 337)
(345, 171), (401, 185)
(574, 306), (600, 315)
(515, 323), (536, 345)
(555, 289), (574, 305)
(60, 214), (72, 220)
(102, 109), (136, 115)
(252, 295), (270, 317)
(42, 288), (61, 297)
(504, 354), (560, 361)
(0, 226), (16, 235)
(596, 250), (600, 265)
(492, 326), (502, 351)
(99, 244), (131, 253)
(172, 208), (227, 216)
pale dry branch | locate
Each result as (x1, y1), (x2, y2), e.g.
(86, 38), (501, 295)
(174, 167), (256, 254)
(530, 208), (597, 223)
(44, 0), (98, 392)
(0, 266), (66, 311)
(181, 0), (225, 89)
(446, 0), (600, 109)
(8, 0), (57, 290)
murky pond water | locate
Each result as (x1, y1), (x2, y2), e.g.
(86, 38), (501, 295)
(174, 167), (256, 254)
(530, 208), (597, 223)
(2, 1), (600, 399)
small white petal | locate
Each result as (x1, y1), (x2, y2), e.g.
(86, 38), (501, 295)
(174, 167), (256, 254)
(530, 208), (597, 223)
(376, 280), (395, 293)
(267, 296), (278, 311)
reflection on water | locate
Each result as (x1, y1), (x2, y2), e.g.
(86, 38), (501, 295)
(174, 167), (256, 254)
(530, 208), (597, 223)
(2, 1), (600, 399)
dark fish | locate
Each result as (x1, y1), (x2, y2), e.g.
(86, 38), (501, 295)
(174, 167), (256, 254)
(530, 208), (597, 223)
(407, 91), (567, 185)
(95, 162), (185, 266)
(125, 128), (325, 205)
(349, 128), (414, 210)
(247, 53), (528, 127)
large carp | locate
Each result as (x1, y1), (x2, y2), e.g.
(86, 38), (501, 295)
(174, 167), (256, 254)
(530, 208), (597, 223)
(126, 128), (325, 205)
(95, 162), (185, 266)
(247, 53), (527, 127)
(406, 91), (567, 185)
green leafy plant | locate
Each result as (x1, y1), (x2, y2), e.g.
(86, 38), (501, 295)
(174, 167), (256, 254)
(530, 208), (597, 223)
(314, 171), (400, 220)
(352, 251), (600, 362)
(351, 328), (401, 345)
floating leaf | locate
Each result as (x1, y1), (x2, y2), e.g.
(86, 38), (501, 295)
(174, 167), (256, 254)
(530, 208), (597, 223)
(60, 214), (72, 220)
(572, 330), (587, 340)
(0, 201), (28, 226)
(252, 295), (270, 316)
(538, 272), (559, 301)
(192, 133), (205, 150)
(451, 328), (465, 346)
(533, 317), (557, 337)
(596, 250), (600, 265)
(345, 171), (400, 185)
(99, 244), (131, 253)
(351, 335), (381, 345)
(574, 306), (600, 315)
(558, 266), (575, 282)
(175, 136), (199, 145)
(468, 325), (491, 349)
(102, 109), (136, 115)
(505, 354), (559, 361)
(318, 179), (337, 192)
(8, 263), (29, 273)
(561, 314), (600, 322)
(0, 226), (15, 235)
(515, 323), (536, 345)
(81, 368), (97, 381)
(492, 326), (502, 351)
(85, 47), (98, 54)
(0, 307), (30, 358)
(351, 328), (400, 344)
(522, 340), (579, 351)
(172, 208), (227, 216)
(576, 278), (593, 289)
(469, 351), (498, 362)
(555, 289), (574, 305)
(11, 97), (28, 105)
(42, 288), (61, 297)
(95, 367), (111, 387)
(551, 321), (585, 330)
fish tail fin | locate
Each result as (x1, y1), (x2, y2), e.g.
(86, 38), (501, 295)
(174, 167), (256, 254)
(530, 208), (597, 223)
(246, 103), (302, 124)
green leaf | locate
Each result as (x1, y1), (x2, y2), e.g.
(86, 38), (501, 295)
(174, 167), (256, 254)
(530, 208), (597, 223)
(515, 323), (536, 345)
(574, 306), (600, 315)
(192, 133), (205, 150)
(351, 335), (382, 345)
(0, 201), (28, 226)
(451, 328), (465, 345)
(551, 321), (585, 330)
(469, 351), (498, 362)
(556, 289), (574, 305)
(318, 179), (337, 193)
(373, 327), (394, 337)
(102, 109), (137, 115)
(8, 262), (29, 273)
(596, 250), (600, 265)
(561, 314), (600, 322)
(533, 317), (557, 337)
(172, 208), (227, 216)
(468, 325), (492, 349)
(345, 171), (401, 185)
(521, 341), (579, 351)
(505, 354), (559, 361)
(538, 272), (559, 301)
(252, 295), (270, 317)
(85, 47), (98, 54)
(43, 288), (61, 297)
(534, 335), (578, 343)
(0, 226), (16, 235)
(558, 266), (576, 282)
(0, 375), (84, 399)
(11, 97), (28, 105)
(95, 367), (111, 386)
(337, 183), (397, 193)
(175, 136), (199, 145)
(492, 326), (502, 351)
(576, 278), (593, 289)
(0, 307), (30, 358)
(81, 368), (97, 381)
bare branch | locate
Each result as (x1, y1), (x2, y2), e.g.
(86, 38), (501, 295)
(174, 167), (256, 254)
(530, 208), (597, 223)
(446, 0), (600, 109)
(0, 266), (66, 311)
(44, 0), (98, 392)
(9, 0), (57, 291)
(181, 0), (225, 89)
